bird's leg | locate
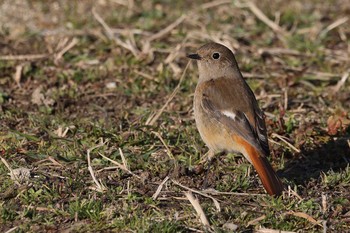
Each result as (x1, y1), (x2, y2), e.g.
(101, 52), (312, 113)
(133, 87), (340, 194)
(199, 149), (215, 164)
(201, 149), (215, 189)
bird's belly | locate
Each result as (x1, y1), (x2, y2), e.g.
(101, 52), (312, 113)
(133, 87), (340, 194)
(194, 107), (252, 163)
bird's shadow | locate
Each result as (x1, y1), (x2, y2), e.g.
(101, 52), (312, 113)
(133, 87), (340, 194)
(279, 134), (350, 186)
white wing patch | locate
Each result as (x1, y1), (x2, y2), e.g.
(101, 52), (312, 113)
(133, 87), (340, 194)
(221, 110), (236, 120)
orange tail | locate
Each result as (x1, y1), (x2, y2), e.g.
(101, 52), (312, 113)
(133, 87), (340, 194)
(235, 136), (284, 196)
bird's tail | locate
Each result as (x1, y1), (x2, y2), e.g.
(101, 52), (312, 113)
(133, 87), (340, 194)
(234, 136), (284, 196)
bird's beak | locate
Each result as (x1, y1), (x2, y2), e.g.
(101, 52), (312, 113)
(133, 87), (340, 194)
(187, 53), (201, 60)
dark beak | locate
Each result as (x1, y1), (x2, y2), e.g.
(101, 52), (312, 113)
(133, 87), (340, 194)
(187, 53), (201, 60)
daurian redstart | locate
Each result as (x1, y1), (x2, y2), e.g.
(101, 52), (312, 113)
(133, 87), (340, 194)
(187, 42), (284, 196)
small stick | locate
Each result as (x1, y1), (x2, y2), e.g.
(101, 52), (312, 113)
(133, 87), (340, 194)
(287, 185), (303, 201)
(98, 152), (141, 179)
(119, 148), (129, 170)
(184, 191), (210, 227)
(172, 180), (221, 211)
(92, 8), (140, 57)
(0, 156), (20, 185)
(200, 0), (232, 10)
(4, 226), (18, 233)
(147, 15), (186, 42)
(146, 61), (190, 126)
(152, 176), (170, 200)
(202, 188), (263, 196)
(152, 131), (176, 163)
(243, 2), (288, 36)
(54, 38), (78, 63)
(87, 139), (108, 192)
(331, 70), (349, 94)
(271, 133), (300, 153)
(13, 64), (24, 88)
(256, 228), (296, 233)
(0, 54), (48, 61)
(319, 16), (349, 37)
(285, 211), (322, 226)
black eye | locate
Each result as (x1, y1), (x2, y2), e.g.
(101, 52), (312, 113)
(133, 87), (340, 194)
(212, 52), (220, 59)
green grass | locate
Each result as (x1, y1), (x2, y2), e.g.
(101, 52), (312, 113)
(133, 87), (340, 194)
(1, 0), (350, 232)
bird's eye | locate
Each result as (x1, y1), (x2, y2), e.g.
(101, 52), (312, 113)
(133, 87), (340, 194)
(212, 52), (220, 59)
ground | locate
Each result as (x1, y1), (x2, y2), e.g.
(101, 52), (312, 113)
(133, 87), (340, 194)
(0, 0), (350, 232)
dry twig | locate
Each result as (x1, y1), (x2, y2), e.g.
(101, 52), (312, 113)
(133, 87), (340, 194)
(146, 61), (190, 125)
(0, 54), (48, 61)
(98, 149), (141, 179)
(256, 228), (296, 233)
(184, 191), (210, 227)
(319, 16), (349, 38)
(152, 131), (176, 163)
(147, 15), (186, 42)
(271, 133), (300, 153)
(152, 176), (170, 200)
(92, 7), (140, 57)
(331, 70), (349, 94)
(0, 156), (20, 185)
(237, 1), (288, 44)
(87, 139), (108, 192)
(285, 211), (322, 226)
(172, 180), (221, 211)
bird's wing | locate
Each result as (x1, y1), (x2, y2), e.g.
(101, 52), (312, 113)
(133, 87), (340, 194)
(200, 77), (269, 156)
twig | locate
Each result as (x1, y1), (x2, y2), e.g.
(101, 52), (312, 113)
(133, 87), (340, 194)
(287, 185), (303, 201)
(147, 14), (186, 42)
(146, 61), (190, 125)
(0, 54), (48, 61)
(54, 38), (78, 63)
(240, 2), (288, 37)
(13, 64), (23, 88)
(202, 188), (263, 196)
(119, 148), (129, 170)
(172, 180), (221, 211)
(319, 16), (349, 38)
(92, 7), (140, 57)
(152, 131), (176, 163)
(0, 156), (20, 185)
(184, 191), (210, 227)
(331, 70), (349, 94)
(200, 0), (232, 10)
(4, 227), (18, 233)
(322, 193), (327, 214)
(134, 70), (159, 82)
(87, 139), (108, 192)
(285, 211), (322, 226)
(247, 215), (265, 226)
(271, 133), (300, 153)
(152, 176), (170, 200)
(256, 228), (296, 233)
(284, 88), (288, 110)
(258, 48), (310, 57)
(98, 152), (141, 179)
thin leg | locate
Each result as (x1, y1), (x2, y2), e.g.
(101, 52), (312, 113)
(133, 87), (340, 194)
(199, 149), (215, 164)
(201, 149), (215, 189)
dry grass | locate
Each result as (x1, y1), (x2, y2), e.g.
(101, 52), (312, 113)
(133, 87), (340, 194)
(0, 0), (350, 232)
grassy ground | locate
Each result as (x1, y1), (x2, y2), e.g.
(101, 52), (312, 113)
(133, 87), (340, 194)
(1, 0), (350, 232)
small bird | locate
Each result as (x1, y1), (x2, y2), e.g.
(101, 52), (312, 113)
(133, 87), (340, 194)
(187, 42), (284, 196)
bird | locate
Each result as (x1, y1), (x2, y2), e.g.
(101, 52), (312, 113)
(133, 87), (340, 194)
(187, 42), (284, 196)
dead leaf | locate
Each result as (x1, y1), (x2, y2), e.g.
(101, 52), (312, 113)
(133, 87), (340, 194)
(327, 113), (350, 135)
